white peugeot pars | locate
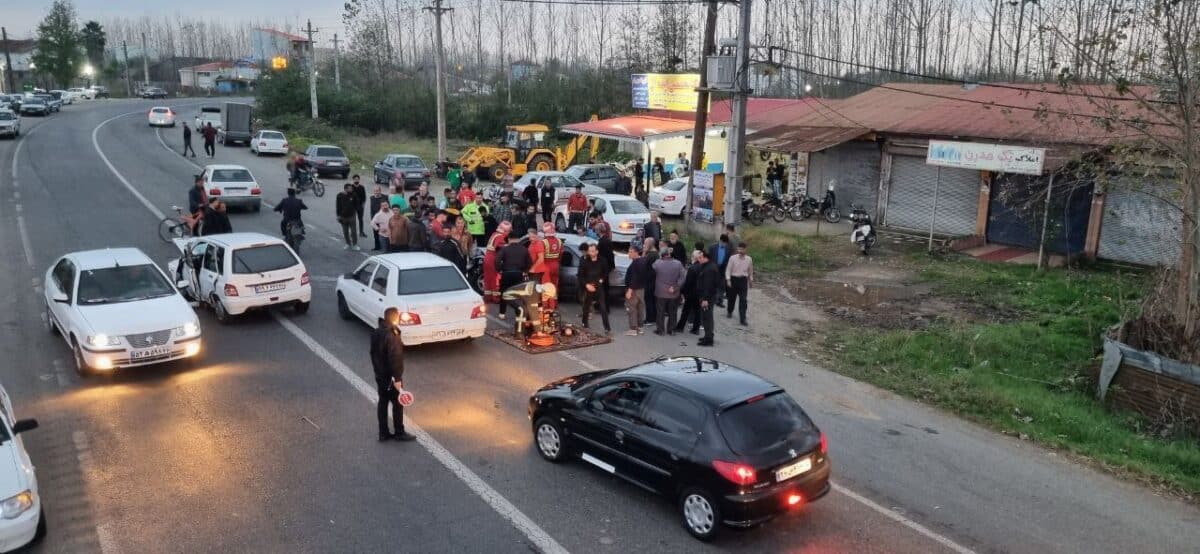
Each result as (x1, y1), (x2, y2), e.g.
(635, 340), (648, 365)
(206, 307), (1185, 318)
(0, 382), (43, 552)
(168, 233), (311, 323)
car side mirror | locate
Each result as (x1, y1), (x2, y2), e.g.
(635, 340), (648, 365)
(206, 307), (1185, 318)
(51, 291), (69, 303)
(11, 419), (37, 435)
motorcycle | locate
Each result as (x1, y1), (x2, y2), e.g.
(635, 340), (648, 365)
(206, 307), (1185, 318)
(284, 220), (306, 253)
(290, 169), (325, 197)
(467, 252), (485, 295)
(800, 187), (841, 223)
(849, 205), (876, 255)
(760, 190), (790, 223)
(740, 192), (765, 226)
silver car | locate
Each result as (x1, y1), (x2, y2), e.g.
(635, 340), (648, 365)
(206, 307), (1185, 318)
(304, 144), (351, 178)
(0, 111), (20, 138)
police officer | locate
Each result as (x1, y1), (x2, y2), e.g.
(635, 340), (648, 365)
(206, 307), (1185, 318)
(371, 308), (416, 442)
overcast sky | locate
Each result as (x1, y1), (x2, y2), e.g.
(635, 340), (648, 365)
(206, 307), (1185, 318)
(3, 1), (346, 38)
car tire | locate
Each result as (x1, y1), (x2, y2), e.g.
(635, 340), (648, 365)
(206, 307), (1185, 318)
(533, 417), (568, 463)
(45, 304), (57, 335)
(212, 295), (232, 324)
(71, 338), (93, 377)
(337, 293), (352, 320)
(293, 301), (310, 315)
(340, 171), (350, 179)
(679, 487), (722, 542)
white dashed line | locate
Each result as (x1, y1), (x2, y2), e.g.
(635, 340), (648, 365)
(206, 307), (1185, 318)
(15, 214), (35, 268)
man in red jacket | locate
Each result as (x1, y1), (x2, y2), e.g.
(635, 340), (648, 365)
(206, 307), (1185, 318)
(567, 184), (588, 233)
(201, 122), (218, 157)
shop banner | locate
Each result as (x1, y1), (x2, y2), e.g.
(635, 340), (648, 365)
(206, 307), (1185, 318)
(926, 140), (1046, 175)
(692, 171), (715, 223)
(632, 73), (702, 112)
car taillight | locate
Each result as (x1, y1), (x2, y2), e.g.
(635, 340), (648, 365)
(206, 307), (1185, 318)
(398, 311), (421, 325)
(470, 304), (486, 319)
(282, 143), (288, 149)
(209, 188), (222, 196)
(250, 188), (261, 195)
(819, 432), (828, 454)
(663, 195), (676, 201)
(224, 284), (239, 297)
(300, 272), (310, 286)
(169, 109), (175, 115)
(712, 460), (757, 486)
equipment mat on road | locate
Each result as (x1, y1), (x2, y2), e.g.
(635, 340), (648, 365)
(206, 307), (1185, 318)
(487, 326), (611, 354)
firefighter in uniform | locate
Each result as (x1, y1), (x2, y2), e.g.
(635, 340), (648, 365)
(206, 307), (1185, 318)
(482, 221), (512, 304)
(528, 221), (563, 310)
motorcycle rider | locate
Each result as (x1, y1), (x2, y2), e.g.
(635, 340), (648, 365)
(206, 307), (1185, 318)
(274, 188), (309, 238)
(289, 154), (312, 189)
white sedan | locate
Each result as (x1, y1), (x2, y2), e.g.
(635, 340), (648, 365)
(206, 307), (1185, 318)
(45, 248), (202, 375)
(168, 233), (311, 323)
(250, 130), (289, 156)
(147, 106), (176, 127)
(512, 172), (604, 203)
(336, 253), (487, 346)
(0, 382), (43, 552)
(200, 164), (262, 211)
(649, 177), (688, 216)
(552, 193), (651, 243)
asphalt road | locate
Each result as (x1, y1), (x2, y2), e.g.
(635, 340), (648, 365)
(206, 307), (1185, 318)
(0, 99), (1196, 553)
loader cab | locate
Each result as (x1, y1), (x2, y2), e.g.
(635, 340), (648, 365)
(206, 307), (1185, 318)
(505, 124), (549, 160)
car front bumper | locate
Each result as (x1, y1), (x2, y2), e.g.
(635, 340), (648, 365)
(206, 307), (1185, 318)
(0, 127), (16, 136)
(0, 497), (40, 553)
(401, 318), (487, 346)
(314, 164), (349, 175)
(720, 459), (832, 527)
(80, 336), (203, 370)
(256, 145), (289, 154)
(223, 285), (311, 315)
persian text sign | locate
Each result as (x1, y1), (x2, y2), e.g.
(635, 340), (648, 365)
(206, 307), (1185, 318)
(926, 140), (1046, 175)
(632, 73), (701, 112)
(692, 171), (715, 223)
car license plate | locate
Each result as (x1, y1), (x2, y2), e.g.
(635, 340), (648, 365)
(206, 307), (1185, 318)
(407, 172), (423, 177)
(775, 457), (812, 482)
(328, 161), (342, 166)
(131, 346), (171, 360)
(433, 329), (465, 338)
(255, 282), (287, 294)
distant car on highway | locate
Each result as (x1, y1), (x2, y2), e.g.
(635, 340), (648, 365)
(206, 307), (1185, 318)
(147, 106), (176, 127)
(0, 381), (44, 551)
(512, 172), (604, 204)
(67, 87), (92, 100)
(48, 90), (72, 105)
(565, 163), (621, 193)
(0, 111), (19, 139)
(32, 94), (59, 113)
(528, 356), (831, 541)
(200, 164), (263, 212)
(88, 85), (109, 99)
(0, 95), (19, 112)
(303, 144), (351, 179)
(18, 97), (48, 117)
(551, 193), (650, 243)
(168, 233), (311, 323)
(44, 248), (203, 375)
(140, 87), (168, 99)
(337, 253), (487, 346)
(249, 130), (289, 156)
(649, 177), (687, 216)
(373, 154), (430, 188)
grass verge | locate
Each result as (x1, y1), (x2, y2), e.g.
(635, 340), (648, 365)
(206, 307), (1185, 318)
(827, 255), (1200, 497)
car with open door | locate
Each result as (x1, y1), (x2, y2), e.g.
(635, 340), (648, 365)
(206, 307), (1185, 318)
(167, 233), (311, 324)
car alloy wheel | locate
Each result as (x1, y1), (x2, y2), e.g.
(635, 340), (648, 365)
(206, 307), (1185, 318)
(534, 418), (565, 462)
(680, 488), (720, 541)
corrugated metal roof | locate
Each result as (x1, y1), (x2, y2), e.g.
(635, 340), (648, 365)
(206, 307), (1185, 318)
(560, 115), (696, 141)
(747, 125), (869, 153)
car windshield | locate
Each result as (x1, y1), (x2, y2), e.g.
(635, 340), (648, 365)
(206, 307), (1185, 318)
(76, 264), (175, 305)
(717, 391), (816, 456)
(261, 131), (285, 140)
(398, 266), (468, 295)
(211, 169), (253, 182)
(151, 108), (169, 114)
(394, 157), (423, 168)
(0, 113), (13, 121)
(565, 166), (586, 177)
(609, 199), (648, 214)
(317, 147), (346, 158)
(232, 245), (299, 274)
(662, 179), (687, 191)
(24, 99), (43, 105)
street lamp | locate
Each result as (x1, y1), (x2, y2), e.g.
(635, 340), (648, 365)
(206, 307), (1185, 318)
(82, 63), (94, 87)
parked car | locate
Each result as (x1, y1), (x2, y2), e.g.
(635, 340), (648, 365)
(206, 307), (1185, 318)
(649, 177), (688, 216)
(147, 106), (176, 127)
(199, 164), (263, 211)
(67, 87), (92, 100)
(44, 248), (203, 375)
(552, 193), (650, 243)
(0, 111), (19, 139)
(48, 90), (72, 105)
(0, 381), (44, 551)
(0, 95), (19, 112)
(373, 154), (430, 188)
(565, 163), (622, 193)
(303, 144), (351, 178)
(167, 233), (311, 323)
(336, 253), (487, 346)
(194, 106), (221, 131)
(88, 85), (109, 98)
(18, 98), (48, 117)
(140, 87), (168, 99)
(32, 94), (59, 112)
(249, 130), (289, 156)
(512, 172), (604, 204)
(528, 356), (831, 541)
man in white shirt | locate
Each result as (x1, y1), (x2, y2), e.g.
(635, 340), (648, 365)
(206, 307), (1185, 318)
(725, 242), (753, 326)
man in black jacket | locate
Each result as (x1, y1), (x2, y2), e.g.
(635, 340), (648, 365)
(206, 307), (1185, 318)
(435, 234), (467, 274)
(200, 199), (232, 235)
(578, 242), (611, 333)
(539, 177), (556, 223)
(694, 250), (721, 346)
(336, 184), (360, 251)
(370, 308), (416, 442)
(706, 234), (733, 307)
(495, 234), (532, 319)
(675, 258), (703, 334)
(521, 180), (539, 218)
(351, 174), (368, 238)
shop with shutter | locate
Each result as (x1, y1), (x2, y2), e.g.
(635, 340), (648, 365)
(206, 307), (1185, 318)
(806, 141), (882, 216)
(1097, 179), (1181, 267)
(884, 154), (981, 236)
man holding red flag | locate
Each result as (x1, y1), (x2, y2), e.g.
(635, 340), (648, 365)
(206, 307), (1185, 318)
(528, 221), (563, 310)
(482, 220), (512, 304)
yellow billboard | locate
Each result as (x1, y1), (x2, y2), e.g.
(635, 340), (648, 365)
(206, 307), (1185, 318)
(632, 73), (703, 112)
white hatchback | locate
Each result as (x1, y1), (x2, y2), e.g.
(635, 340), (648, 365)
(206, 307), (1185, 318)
(250, 130), (289, 156)
(147, 106), (175, 127)
(201, 164), (262, 211)
(0, 382), (43, 552)
(336, 253), (487, 346)
(169, 233), (311, 323)
(45, 248), (202, 375)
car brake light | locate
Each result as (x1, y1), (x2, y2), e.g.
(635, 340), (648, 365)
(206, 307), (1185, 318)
(663, 195), (676, 202)
(300, 272), (310, 286)
(224, 284), (239, 297)
(250, 188), (262, 195)
(819, 432), (828, 454)
(209, 188), (222, 196)
(470, 304), (486, 319)
(712, 460), (757, 486)
(398, 311), (421, 325)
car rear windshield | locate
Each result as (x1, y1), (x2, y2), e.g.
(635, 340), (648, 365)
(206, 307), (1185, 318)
(232, 245), (299, 274)
(395, 157), (423, 168)
(609, 199), (648, 214)
(261, 131), (284, 140)
(211, 169), (253, 182)
(317, 147), (346, 158)
(662, 179), (687, 191)
(398, 266), (468, 295)
(76, 264), (175, 305)
(151, 108), (170, 113)
(717, 391), (815, 456)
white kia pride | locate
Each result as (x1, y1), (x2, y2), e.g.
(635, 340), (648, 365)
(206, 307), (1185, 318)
(0, 382), (43, 552)
(336, 253), (486, 345)
(44, 248), (202, 375)
(168, 233), (311, 323)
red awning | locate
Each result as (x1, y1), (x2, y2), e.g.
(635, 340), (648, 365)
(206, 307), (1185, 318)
(560, 115), (697, 142)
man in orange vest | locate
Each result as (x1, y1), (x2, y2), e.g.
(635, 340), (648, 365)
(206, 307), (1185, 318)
(482, 221), (512, 304)
(528, 221), (563, 310)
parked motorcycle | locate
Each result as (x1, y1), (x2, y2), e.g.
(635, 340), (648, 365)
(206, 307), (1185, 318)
(760, 190), (789, 222)
(741, 192), (765, 226)
(800, 187), (841, 223)
(849, 204), (876, 255)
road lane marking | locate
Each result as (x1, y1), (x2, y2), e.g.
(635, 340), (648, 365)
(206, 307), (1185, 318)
(16, 214), (35, 268)
(92, 111), (167, 220)
(832, 483), (976, 554)
(272, 314), (569, 554)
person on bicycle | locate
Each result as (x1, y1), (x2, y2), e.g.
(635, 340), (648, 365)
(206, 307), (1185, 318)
(187, 175), (207, 234)
(274, 188), (309, 237)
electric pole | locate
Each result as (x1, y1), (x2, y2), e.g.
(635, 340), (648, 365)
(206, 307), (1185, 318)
(686, 0), (719, 224)
(332, 33), (342, 91)
(122, 41), (132, 97)
(424, 0), (452, 164)
(722, 0), (753, 224)
(2, 28), (15, 94)
(141, 32), (150, 87)
(305, 20), (319, 119)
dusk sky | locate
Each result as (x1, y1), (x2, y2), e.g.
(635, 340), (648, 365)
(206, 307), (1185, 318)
(3, 0), (347, 38)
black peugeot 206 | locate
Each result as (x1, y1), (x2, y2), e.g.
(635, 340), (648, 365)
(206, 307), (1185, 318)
(527, 356), (830, 541)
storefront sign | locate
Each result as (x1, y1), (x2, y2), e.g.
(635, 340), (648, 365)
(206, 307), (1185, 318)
(692, 171), (715, 223)
(632, 73), (702, 112)
(788, 153), (805, 198)
(926, 140), (1046, 175)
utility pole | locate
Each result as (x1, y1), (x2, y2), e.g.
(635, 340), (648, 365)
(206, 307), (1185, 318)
(2, 28), (15, 94)
(304, 19), (319, 119)
(424, 0), (452, 164)
(332, 33), (342, 91)
(686, 0), (720, 224)
(122, 41), (132, 97)
(141, 32), (150, 87)
(722, 0), (753, 224)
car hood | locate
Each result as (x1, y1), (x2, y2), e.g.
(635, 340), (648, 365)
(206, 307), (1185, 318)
(0, 441), (29, 499)
(78, 295), (193, 335)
